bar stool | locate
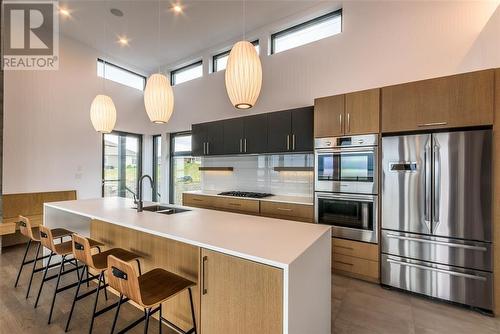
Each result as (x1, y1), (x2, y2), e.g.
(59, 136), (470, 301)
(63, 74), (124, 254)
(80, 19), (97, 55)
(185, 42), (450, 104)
(107, 255), (198, 334)
(14, 215), (73, 299)
(65, 234), (142, 333)
(34, 225), (103, 324)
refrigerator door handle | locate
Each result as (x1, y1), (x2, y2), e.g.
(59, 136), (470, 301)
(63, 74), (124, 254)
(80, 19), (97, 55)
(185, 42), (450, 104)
(386, 259), (487, 281)
(385, 233), (488, 251)
(433, 143), (441, 231)
(424, 143), (432, 231)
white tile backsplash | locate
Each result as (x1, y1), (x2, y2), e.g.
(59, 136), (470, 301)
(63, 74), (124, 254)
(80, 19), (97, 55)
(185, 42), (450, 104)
(201, 154), (314, 197)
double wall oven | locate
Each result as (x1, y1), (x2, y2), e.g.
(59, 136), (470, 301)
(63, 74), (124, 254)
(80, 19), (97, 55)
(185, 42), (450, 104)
(314, 134), (379, 243)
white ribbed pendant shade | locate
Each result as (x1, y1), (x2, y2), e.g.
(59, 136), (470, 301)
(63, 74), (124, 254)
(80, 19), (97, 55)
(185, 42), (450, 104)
(144, 73), (174, 124)
(225, 40), (262, 109)
(90, 94), (117, 133)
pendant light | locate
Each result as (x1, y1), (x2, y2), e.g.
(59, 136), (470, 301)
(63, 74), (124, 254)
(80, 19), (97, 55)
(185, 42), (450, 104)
(144, 0), (174, 123)
(144, 73), (174, 123)
(90, 94), (117, 133)
(90, 6), (117, 133)
(225, 0), (262, 109)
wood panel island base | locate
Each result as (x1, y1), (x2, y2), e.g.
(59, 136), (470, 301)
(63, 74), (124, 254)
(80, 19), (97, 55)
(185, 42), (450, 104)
(44, 198), (332, 334)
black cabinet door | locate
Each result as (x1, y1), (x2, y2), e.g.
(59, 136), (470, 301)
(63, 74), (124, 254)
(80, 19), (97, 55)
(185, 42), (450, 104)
(291, 107), (314, 152)
(268, 111), (292, 153)
(223, 118), (244, 154)
(205, 121), (224, 155)
(191, 123), (206, 156)
(243, 114), (268, 154)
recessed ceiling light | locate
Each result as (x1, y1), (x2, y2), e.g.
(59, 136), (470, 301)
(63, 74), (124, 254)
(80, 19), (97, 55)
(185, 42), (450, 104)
(110, 8), (124, 17)
(118, 36), (129, 46)
(59, 7), (71, 17)
(172, 3), (183, 14)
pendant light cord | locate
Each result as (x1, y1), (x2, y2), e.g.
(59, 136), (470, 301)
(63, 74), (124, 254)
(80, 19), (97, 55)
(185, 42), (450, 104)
(243, 0), (246, 41)
(157, 0), (161, 74)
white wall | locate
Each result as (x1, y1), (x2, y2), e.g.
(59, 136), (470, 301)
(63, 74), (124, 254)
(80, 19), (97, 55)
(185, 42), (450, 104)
(3, 36), (160, 198)
(157, 1), (500, 133)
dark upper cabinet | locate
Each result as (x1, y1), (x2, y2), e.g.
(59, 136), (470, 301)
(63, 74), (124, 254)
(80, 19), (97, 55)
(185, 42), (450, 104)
(243, 114), (268, 154)
(268, 111), (292, 152)
(205, 121), (224, 155)
(192, 106), (313, 156)
(191, 123), (205, 156)
(223, 118), (244, 154)
(192, 121), (224, 156)
(291, 107), (314, 152)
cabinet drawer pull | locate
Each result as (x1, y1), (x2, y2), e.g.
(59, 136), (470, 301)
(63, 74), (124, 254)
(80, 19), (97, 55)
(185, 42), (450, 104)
(387, 259), (486, 281)
(228, 203), (241, 206)
(334, 245), (353, 250)
(202, 256), (208, 295)
(192, 198), (203, 202)
(339, 113), (343, 132)
(417, 122), (447, 127)
(334, 261), (354, 266)
(292, 134), (295, 151)
(277, 207), (293, 212)
(286, 135), (290, 151)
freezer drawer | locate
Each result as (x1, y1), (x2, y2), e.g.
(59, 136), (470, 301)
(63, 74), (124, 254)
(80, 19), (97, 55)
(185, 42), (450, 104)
(381, 254), (493, 311)
(381, 230), (492, 271)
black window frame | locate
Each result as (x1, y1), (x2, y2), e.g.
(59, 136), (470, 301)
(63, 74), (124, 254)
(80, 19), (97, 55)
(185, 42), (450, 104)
(169, 131), (193, 204)
(270, 9), (342, 55)
(170, 60), (203, 86)
(152, 134), (162, 202)
(101, 130), (143, 198)
(97, 58), (147, 90)
(212, 39), (260, 72)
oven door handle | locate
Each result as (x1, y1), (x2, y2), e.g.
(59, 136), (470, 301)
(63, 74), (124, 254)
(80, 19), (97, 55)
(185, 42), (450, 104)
(316, 193), (376, 202)
(315, 147), (376, 154)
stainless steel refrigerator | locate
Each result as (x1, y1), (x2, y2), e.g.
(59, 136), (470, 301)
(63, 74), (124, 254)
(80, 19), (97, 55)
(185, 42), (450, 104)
(381, 129), (493, 311)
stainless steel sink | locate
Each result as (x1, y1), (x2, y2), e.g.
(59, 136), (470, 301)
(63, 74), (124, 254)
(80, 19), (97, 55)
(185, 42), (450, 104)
(141, 205), (190, 215)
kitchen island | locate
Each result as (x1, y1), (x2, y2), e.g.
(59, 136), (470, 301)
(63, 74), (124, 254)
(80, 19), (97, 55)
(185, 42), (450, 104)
(44, 197), (331, 334)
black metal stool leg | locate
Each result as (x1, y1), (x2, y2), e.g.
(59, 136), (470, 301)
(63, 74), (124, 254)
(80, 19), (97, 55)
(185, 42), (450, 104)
(158, 304), (162, 334)
(48, 254), (66, 324)
(89, 271), (104, 333)
(35, 251), (53, 308)
(102, 272), (109, 301)
(14, 239), (32, 287)
(188, 288), (197, 334)
(110, 294), (124, 334)
(25, 242), (41, 299)
(65, 265), (86, 332)
(144, 308), (151, 334)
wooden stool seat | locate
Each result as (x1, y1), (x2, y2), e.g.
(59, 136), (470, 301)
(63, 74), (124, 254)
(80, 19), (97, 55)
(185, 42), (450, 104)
(138, 268), (195, 307)
(54, 238), (103, 256)
(108, 255), (198, 334)
(91, 248), (140, 271)
(30, 227), (72, 242)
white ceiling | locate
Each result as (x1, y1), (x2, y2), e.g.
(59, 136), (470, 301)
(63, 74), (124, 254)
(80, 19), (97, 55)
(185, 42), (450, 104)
(59, 0), (323, 74)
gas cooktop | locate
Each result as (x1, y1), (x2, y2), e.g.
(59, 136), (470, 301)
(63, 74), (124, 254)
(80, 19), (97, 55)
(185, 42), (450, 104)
(218, 191), (274, 199)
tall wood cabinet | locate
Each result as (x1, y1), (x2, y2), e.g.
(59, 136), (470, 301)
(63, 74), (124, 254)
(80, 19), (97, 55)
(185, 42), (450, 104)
(381, 69), (494, 132)
(314, 88), (380, 137)
(200, 249), (283, 334)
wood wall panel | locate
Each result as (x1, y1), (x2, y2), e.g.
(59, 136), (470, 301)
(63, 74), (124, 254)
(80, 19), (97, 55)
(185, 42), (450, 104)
(90, 220), (200, 331)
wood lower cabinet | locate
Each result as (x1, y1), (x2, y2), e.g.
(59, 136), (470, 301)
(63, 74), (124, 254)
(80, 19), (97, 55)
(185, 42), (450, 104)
(200, 248), (283, 334)
(219, 197), (260, 214)
(183, 193), (313, 223)
(182, 193), (215, 209)
(332, 237), (379, 283)
(260, 201), (314, 223)
(382, 69), (494, 132)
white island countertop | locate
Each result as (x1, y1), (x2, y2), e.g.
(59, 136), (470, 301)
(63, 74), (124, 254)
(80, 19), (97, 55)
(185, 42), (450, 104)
(45, 197), (329, 268)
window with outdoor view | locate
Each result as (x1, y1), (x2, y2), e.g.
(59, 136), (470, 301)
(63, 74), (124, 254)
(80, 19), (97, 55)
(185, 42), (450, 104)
(170, 132), (201, 204)
(102, 131), (142, 199)
(153, 135), (162, 202)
